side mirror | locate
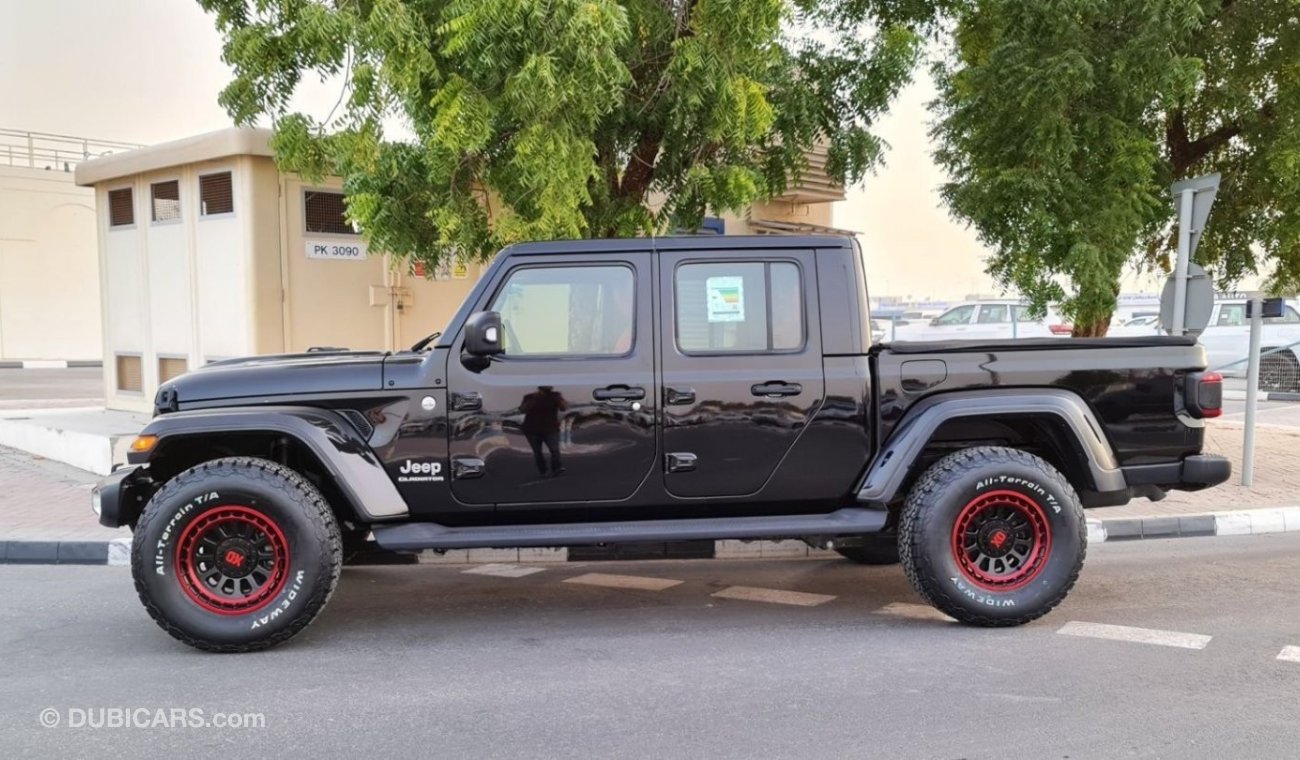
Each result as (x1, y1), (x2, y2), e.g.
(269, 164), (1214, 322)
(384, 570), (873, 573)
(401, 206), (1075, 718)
(930, 318), (941, 326)
(463, 311), (504, 357)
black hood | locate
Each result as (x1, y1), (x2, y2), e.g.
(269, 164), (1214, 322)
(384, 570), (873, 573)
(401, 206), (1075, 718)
(157, 351), (388, 411)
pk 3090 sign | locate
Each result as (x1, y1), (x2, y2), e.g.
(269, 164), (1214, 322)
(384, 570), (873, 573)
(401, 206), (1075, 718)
(306, 241), (368, 261)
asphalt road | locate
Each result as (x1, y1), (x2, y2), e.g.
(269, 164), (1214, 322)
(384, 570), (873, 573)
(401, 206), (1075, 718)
(2, 534), (1298, 758)
(0, 367), (102, 408)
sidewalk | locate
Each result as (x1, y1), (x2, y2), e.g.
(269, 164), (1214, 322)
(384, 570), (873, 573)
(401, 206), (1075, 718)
(0, 446), (126, 542)
(1089, 421), (1300, 518)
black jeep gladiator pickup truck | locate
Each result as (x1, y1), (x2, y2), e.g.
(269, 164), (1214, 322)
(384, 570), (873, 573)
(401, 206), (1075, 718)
(94, 235), (1230, 651)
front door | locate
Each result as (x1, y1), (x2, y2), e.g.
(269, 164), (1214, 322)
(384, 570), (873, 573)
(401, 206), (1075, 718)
(445, 253), (657, 506)
(658, 250), (825, 498)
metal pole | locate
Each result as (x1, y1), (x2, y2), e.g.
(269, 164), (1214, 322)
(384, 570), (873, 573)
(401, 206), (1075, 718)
(1242, 297), (1263, 486)
(1172, 188), (1194, 334)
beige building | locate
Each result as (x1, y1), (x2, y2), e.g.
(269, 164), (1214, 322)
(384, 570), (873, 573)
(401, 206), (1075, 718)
(0, 130), (138, 362)
(76, 128), (848, 412)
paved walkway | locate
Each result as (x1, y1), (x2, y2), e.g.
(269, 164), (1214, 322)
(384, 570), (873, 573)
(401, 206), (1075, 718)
(1093, 421), (1300, 519)
(0, 419), (1293, 543)
(0, 446), (126, 542)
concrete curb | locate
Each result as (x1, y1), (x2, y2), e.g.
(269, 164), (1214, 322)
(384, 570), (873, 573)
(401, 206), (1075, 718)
(1, 537), (131, 565)
(1086, 506), (1300, 543)
(0, 414), (129, 476)
(4, 507), (1299, 565)
(0, 360), (103, 369)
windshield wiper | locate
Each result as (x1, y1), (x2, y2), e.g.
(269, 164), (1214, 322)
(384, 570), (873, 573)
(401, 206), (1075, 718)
(409, 332), (442, 352)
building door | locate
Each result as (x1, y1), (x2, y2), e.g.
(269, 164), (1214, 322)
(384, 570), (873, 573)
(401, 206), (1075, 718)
(658, 249), (825, 498)
(444, 252), (657, 506)
(281, 181), (389, 352)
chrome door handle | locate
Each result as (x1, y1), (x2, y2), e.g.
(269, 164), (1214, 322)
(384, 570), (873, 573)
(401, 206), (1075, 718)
(750, 381), (802, 398)
(593, 385), (646, 401)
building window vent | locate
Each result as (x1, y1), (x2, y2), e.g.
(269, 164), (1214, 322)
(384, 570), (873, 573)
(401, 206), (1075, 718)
(151, 180), (181, 223)
(158, 356), (188, 383)
(199, 172), (234, 216)
(116, 355), (143, 393)
(108, 188), (134, 227)
(305, 191), (357, 235)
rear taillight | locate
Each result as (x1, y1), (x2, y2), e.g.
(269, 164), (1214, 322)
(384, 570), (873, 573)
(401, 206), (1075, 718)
(1049, 324), (1073, 335)
(1185, 371), (1222, 419)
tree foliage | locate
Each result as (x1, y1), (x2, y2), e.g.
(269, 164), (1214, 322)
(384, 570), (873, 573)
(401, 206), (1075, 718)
(932, 0), (1300, 335)
(199, 0), (922, 267)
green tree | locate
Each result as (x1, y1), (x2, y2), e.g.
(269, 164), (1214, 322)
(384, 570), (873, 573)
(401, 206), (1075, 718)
(199, 0), (923, 268)
(932, 0), (1300, 335)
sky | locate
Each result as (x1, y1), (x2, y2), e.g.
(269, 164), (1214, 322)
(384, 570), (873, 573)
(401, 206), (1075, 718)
(1, 0), (1197, 300)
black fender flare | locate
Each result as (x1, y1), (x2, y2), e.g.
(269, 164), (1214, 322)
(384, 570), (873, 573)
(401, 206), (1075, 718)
(857, 389), (1125, 505)
(129, 406), (408, 521)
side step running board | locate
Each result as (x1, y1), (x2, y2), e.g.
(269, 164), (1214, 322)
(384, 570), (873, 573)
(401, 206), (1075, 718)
(372, 508), (888, 552)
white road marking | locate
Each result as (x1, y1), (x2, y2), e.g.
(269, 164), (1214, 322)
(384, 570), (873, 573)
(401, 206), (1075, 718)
(711, 586), (835, 607)
(562, 573), (683, 591)
(461, 563), (545, 578)
(874, 602), (954, 622)
(1277, 646), (1300, 664)
(1057, 621), (1212, 650)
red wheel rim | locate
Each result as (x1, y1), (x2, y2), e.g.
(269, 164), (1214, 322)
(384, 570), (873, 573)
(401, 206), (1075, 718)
(951, 490), (1051, 592)
(174, 505), (289, 615)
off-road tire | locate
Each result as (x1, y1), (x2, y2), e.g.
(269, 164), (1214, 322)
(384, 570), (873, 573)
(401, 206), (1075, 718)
(834, 536), (900, 565)
(899, 446), (1086, 627)
(131, 457), (342, 652)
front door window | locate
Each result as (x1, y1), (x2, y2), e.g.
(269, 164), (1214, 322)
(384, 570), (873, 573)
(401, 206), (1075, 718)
(490, 266), (635, 356)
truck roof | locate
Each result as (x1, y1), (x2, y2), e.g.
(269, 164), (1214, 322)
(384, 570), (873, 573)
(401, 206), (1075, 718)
(504, 235), (855, 256)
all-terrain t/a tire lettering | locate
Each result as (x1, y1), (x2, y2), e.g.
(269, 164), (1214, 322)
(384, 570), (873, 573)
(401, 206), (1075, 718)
(899, 446), (1086, 627)
(131, 457), (342, 652)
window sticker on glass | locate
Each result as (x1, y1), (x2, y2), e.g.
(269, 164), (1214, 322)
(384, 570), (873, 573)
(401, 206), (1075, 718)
(706, 276), (745, 322)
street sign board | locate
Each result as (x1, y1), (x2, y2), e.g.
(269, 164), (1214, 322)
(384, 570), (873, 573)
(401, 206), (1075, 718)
(1159, 262), (1214, 336)
(1170, 173), (1220, 260)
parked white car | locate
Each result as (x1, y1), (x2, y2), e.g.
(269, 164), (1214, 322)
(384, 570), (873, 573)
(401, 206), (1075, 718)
(891, 300), (1066, 341)
(1198, 300), (1300, 388)
(1109, 299), (1300, 390)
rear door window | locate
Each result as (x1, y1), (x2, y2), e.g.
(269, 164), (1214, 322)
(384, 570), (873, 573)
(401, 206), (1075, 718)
(674, 261), (803, 354)
(977, 304), (1010, 324)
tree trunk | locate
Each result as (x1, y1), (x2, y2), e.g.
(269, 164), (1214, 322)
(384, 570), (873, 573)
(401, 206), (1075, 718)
(1071, 317), (1111, 338)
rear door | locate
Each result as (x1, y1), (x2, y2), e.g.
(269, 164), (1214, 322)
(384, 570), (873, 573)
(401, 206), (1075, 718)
(1198, 303), (1247, 370)
(971, 303), (1012, 339)
(658, 249), (824, 498)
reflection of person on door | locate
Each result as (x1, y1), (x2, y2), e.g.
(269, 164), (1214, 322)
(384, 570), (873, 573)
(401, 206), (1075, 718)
(520, 386), (568, 477)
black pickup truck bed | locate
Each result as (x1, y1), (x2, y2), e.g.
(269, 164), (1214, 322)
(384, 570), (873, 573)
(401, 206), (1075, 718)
(884, 335), (1198, 353)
